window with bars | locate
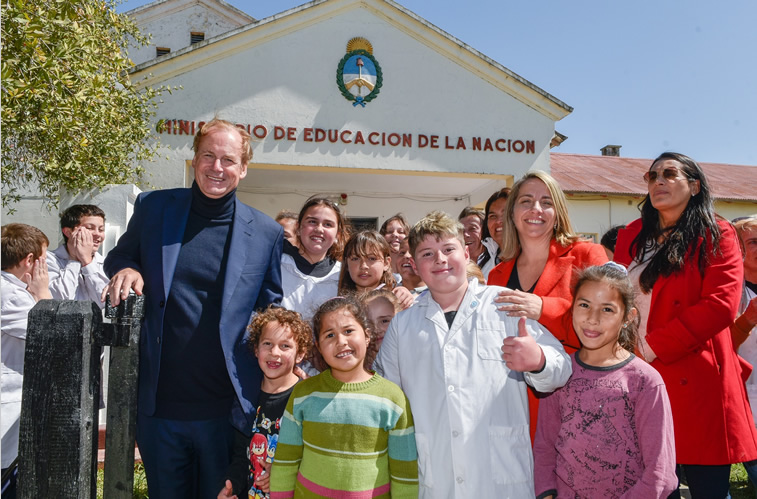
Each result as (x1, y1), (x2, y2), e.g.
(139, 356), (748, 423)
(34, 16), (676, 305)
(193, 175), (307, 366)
(190, 32), (205, 44)
(156, 47), (170, 57)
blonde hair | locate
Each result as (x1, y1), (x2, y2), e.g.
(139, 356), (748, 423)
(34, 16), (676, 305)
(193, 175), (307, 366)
(362, 288), (401, 313)
(466, 261), (485, 284)
(500, 170), (578, 261)
(408, 211), (465, 256)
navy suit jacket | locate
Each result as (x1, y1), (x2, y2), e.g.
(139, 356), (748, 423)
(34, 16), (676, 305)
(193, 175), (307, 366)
(104, 188), (283, 432)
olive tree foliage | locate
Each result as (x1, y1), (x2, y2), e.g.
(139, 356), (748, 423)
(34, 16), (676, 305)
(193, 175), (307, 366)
(1, 0), (172, 211)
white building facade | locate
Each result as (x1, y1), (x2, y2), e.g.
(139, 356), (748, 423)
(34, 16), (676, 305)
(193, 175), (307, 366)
(129, 0), (571, 228)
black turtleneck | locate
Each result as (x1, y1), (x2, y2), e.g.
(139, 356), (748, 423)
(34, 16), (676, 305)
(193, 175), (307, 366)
(155, 182), (236, 420)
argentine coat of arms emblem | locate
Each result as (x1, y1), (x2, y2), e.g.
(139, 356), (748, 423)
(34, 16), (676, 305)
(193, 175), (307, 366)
(337, 37), (382, 107)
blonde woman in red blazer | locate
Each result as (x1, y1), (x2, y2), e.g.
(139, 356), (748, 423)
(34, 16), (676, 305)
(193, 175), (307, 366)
(487, 171), (607, 441)
(614, 152), (757, 498)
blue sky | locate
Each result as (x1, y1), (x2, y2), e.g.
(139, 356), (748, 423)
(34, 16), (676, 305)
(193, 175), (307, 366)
(118, 0), (757, 166)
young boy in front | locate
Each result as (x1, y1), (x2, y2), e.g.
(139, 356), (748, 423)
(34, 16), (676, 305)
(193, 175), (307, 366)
(374, 211), (572, 498)
(218, 306), (312, 499)
(1, 223), (52, 494)
(46, 204), (108, 307)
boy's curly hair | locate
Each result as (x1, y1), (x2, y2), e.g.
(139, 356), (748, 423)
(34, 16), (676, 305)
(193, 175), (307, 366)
(247, 306), (313, 356)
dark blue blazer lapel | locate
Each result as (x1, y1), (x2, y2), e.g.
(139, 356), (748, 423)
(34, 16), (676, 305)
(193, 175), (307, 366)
(161, 190), (191, 299)
(223, 198), (254, 311)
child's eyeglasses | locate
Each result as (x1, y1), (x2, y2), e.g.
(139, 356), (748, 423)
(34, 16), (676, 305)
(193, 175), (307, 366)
(643, 167), (684, 183)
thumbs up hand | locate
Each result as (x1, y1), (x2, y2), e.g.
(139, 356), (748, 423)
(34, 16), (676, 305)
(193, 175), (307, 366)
(501, 317), (546, 372)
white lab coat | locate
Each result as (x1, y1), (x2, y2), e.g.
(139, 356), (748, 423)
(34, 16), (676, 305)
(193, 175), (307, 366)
(375, 279), (571, 499)
(280, 254), (341, 321)
(46, 245), (108, 308)
(1, 271), (37, 467)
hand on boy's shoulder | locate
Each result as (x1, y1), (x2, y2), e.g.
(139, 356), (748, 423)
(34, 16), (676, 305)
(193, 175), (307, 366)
(500, 317), (546, 372)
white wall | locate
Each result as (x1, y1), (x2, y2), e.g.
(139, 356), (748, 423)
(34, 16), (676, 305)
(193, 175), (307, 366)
(144, 5), (556, 196)
(567, 194), (757, 242)
(129, 2), (250, 66)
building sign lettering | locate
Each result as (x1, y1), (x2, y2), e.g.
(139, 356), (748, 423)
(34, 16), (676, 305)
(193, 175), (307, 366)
(158, 119), (536, 154)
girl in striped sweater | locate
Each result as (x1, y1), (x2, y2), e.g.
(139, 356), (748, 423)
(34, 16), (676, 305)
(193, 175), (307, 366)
(270, 296), (418, 498)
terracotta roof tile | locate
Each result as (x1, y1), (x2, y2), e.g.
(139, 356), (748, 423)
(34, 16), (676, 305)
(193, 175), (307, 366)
(550, 153), (757, 202)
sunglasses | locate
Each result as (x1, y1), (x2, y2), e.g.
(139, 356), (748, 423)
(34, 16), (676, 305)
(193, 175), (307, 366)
(643, 167), (686, 183)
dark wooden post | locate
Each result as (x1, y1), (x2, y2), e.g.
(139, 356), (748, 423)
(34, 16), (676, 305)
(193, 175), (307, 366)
(101, 293), (145, 498)
(17, 300), (102, 499)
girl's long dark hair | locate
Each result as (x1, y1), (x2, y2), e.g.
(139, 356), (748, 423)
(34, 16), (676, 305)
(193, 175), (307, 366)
(631, 152), (721, 293)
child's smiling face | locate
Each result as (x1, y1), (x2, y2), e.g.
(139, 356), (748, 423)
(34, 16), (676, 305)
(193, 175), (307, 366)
(298, 204), (338, 262)
(572, 281), (633, 364)
(254, 321), (304, 384)
(317, 308), (371, 383)
(382, 219), (407, 253)
(412, 234), (469, 296)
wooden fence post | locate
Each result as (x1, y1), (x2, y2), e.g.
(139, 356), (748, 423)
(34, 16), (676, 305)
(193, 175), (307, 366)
(101, 293), (145, 498)
(17, 300), (102, 498)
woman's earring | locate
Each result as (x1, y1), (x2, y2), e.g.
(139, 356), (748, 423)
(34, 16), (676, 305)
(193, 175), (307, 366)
(622, 322), (628, 329)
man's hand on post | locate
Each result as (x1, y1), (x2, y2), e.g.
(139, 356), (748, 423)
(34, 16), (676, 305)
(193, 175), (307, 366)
(102, 268), (144, 306)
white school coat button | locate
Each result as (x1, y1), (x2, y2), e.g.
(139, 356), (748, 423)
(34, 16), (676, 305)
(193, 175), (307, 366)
(445, 345), (452, 351)
(448, 385), (454, 392)
(452, 430), (459, 437)
(456, 476), (464, 484)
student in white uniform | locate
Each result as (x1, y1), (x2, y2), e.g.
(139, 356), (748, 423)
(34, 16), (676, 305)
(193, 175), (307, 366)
(375, 211), (571, 499)
(1, 223), (52, 495)
(46, 204), (108, 307)
(280, 197), (350, 322)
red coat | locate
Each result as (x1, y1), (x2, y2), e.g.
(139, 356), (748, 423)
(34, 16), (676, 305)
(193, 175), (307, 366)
(488, 239), (608, 351)
(615, 218), (757, 464)
(488, 239), (608, 441)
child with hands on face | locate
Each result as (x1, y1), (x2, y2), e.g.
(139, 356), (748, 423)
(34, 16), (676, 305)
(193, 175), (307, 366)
(2, 224), (52, 476)
(218, 307), (312, 499)
(533, 263), (677, 499)
(270, 296), (418, 498)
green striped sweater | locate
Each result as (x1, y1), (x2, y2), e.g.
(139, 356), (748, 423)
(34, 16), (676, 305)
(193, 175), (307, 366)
(270, 369), (418, 498)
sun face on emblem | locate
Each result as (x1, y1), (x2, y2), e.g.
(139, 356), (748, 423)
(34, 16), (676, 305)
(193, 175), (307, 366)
(337, 37), (382, 107)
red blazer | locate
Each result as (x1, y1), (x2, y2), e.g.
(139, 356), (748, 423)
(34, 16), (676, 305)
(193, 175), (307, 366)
(488, 239), (607, 442)
(488, 238), (608, 351)
(615, 218), (757, 464)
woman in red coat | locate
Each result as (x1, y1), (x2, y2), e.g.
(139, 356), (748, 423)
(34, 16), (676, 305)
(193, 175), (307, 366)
(488, 171), (607, 440)
(614, 152), (757, 498)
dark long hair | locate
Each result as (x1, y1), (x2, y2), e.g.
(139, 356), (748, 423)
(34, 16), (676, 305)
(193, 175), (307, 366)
(631, 152), (721, 292)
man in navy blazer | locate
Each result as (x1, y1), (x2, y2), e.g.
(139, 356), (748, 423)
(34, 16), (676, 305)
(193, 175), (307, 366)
(104, 119), (283, 498)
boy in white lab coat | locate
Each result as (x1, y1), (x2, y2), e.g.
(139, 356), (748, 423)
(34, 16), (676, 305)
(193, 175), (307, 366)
(375, 211), (571, 499)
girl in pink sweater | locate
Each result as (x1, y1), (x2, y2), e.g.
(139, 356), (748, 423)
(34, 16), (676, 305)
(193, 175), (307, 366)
(533, 263), (677, 498)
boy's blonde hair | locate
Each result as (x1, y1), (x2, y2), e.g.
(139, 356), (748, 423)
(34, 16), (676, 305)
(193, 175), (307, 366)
(247, 306), (313, 357)
(408, 211), (465, 256)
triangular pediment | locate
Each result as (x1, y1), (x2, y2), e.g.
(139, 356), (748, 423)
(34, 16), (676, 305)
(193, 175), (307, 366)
(132, 0), (570, 121)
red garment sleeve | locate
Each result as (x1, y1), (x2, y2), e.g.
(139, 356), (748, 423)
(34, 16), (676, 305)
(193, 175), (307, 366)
(647, 224), (743, 364)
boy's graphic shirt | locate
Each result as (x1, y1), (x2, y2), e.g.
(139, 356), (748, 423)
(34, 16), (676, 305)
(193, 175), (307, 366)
(247, 386), (295, 499)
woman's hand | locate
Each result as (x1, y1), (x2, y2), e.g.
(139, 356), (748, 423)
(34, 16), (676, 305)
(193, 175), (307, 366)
(494, 288), (543, 320)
